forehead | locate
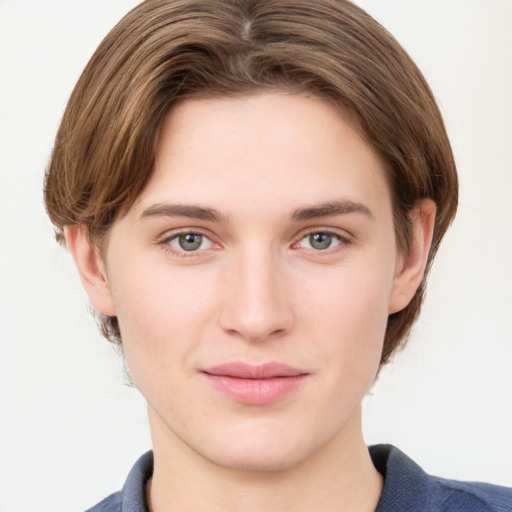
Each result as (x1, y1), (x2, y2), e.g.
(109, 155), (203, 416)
(133, 92), (391, 219)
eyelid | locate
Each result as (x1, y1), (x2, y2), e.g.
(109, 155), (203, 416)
(158, 228), (221, 256)
(156, 226), (353, 256)
(159, 226), (213, 240)
(291, 227), (353, 251)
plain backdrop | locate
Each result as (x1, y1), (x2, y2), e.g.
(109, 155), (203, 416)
(1, 1), (511, 511)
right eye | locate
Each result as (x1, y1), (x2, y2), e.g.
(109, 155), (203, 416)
(164, 232), (216, 253)
(296, 231), (345, 251)
(299, 232), (341, 251)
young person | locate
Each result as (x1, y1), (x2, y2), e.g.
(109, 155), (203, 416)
(43, 1), (511, 510)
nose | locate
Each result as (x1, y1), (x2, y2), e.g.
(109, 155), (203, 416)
(219, 247), (294, 343)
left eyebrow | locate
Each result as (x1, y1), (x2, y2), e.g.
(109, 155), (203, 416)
(292, 200), (374, 221)
(139, 203), (227, 222)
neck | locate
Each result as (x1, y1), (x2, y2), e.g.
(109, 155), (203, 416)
(146, 407), (382, 512)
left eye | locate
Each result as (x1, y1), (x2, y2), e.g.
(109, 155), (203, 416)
(298, 232), (342, 251)
(168, 233), (214, 252)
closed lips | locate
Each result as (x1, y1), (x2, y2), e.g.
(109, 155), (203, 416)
(202, 362), (309, 405)
(202, 362), (308, 379)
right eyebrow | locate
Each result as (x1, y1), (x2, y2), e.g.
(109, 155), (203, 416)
(139, 203), (227, 223)
(291, 200), (374, 221)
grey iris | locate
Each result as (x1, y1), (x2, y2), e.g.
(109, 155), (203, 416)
(179, 233), (203, 251)
(309, 233), (332, 250)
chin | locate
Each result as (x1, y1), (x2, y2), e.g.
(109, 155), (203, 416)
(197, 423), (318, 474)
(207, 444), (306, 474)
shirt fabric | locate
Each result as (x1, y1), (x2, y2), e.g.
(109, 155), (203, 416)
(86, 444), (512, 512)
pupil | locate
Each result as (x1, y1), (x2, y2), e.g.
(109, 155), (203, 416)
(179, 233), (202, 251)
(310, 233), (332, 250)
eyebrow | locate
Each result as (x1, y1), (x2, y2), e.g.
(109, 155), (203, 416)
(139, 203), (227, 222)
(139, 199), (373, 223)
(292, 200), (374, 221)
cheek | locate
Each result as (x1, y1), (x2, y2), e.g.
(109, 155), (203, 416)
(301, 260), (393, 334)
(297, 262), (394, 377)
(106, 260), (220, 382)
(111, 254), (214, 325)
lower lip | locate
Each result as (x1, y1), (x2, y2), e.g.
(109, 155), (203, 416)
(204, 374), (307, 405)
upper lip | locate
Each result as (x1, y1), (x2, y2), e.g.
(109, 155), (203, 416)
(202, 362), (308, 379)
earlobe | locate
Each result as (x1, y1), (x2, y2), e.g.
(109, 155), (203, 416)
(389, 199), (436, 314)
(64, 225), (117, 317)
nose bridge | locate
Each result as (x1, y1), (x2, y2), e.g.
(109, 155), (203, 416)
(220, 241), (293, 342)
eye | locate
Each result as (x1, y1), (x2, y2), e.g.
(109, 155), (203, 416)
(167, 232), (214, 252)
(298, 232), (343, 251)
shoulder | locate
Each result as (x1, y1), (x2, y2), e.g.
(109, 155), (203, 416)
(370, 444), (512, 512)
(84, 451), (153, 512)
(430, 475), (512, 512)
(85, 491), (122, 512)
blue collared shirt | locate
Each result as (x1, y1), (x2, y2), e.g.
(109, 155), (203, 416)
(86, 445), (512, 511)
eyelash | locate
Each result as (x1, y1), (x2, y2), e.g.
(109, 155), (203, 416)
(159, 229), (219, 258)
(158, 228), (352, 257)
(293, 229), (352, 254)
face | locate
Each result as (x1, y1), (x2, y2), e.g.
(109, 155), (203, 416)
(96, 93), (408, 471)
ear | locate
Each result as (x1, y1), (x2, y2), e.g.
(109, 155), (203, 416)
(64, 225), (117, 317)
(389, 199), (436, 314)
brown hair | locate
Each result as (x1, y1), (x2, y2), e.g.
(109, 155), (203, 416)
(44, 0), (458, 365)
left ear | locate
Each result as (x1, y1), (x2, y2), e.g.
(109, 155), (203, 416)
(389, 199), (436, 314)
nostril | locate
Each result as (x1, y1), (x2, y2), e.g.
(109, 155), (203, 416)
(223, 325), (288, 343)
(218, 274), (295, 341)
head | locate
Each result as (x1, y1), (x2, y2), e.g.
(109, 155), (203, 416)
(44, 0), (457, 366)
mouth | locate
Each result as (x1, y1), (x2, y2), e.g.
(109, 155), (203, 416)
(201, 362), (309, 405)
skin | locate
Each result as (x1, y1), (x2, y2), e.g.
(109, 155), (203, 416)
(67, 93), (435, 511)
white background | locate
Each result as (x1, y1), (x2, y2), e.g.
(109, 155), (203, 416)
(1, 1), (511, 510)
